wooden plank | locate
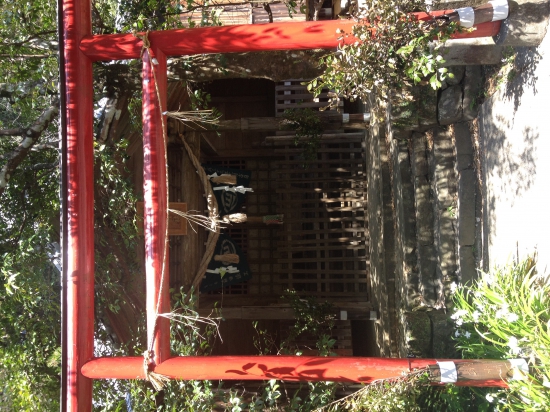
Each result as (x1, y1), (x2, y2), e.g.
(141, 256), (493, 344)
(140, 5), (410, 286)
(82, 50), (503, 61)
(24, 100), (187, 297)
(211, 95), (267, 103)
(275, 167), (363, 175)
(279, 259), (368, 266)
(275, 93), (331, 101)
(273, 291), (366, 298)
(275, 147), (363, 154)
(198, 306), (296, 320)
(268, 137), (363, 146)
(279, 277), (367, 284)
(204, 148), (276, 158)
(267, 131), (364, 140)
(284, 216), (366, 223)
(136, 202), (188, 236)
(275, 177), (364, 184)
(277, 196), (364, 203)
(276, 236), (366, 245)
(277, 269), (368, 275)
(281, 227), (367, 235)
(276, 187), (364, 194)
(276, 101), (341, 110)
(272, 199), (365, 208)
(274, 158), (365, 166)
(275, 84), (320, 92)
(278, 244), (366, 252)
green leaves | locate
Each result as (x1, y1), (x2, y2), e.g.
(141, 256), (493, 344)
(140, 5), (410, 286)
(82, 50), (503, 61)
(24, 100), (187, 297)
(281, 108), (323, 167)
(452, 257), (550, 412)
(308, 0), (460, 103)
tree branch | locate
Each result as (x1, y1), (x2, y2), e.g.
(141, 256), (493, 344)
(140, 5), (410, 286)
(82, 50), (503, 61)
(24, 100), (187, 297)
(263, 3), (274, 23)
(0, 101), (59, 196)
(26, 162), (59, 171)
(0, 30), (59, 50)
(0, 128), (24, 137)
(31, 142), (59, 151)
(0, 31), (57, 48)
(0, 79), (57, 100)
(0, 53), (54, 59)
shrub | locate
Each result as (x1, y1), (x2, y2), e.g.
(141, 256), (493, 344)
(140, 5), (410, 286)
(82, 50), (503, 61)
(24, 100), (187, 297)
(453, 257), (550, 411)
(308, 0), (459, 104)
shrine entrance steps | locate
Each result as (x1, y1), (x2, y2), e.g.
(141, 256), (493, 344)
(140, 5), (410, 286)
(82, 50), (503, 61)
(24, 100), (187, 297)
(367, 112), (482, 358)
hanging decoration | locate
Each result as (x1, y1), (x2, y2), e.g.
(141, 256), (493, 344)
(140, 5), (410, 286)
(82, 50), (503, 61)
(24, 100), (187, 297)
(203, 164), (252, 216)
(222, 214), (284, 225)
(200, 233), (251, 292)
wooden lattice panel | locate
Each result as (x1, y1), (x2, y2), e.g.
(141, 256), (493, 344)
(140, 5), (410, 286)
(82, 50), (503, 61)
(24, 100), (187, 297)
(275, 79), (343, 117)
(244, 158), (281, 297)
(275, 136), (370, 300)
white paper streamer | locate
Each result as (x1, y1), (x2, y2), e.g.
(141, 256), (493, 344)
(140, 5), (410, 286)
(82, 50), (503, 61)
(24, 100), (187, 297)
(456, 7), (475, 28)
(508, 359), (529, 381)
(437, 361), (458, 383)
(213, 185), (253, 194)
(206, 266), (240, 275)
(489, 0), (509, 21)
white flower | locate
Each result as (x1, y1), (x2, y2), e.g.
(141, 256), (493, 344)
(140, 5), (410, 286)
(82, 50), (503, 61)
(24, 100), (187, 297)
(450, 282), (458, 293)
(506, 313), (519, 323)
(464, 331), (471, 339)
(451, 309), (468, 326)
(455, 330), (461, 337)
(508, 336), (522, 355)
(472, 311), (481, 322)
(451, 309), (468, 320)
(543, 380), (550, 388)
(486, 393), (495, 403)
(495, 307), (509, 319)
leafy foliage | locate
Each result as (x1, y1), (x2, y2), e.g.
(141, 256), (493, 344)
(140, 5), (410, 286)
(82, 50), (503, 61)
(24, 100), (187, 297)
(281, 108), (323, 166)
(453, 257), (550, 411)
(308, 0), (459, 103)
(317, 370), (488, 412)
(94, 137), (140, 314)
(0, 233), (61, 411)
(93, 290), (341, 411)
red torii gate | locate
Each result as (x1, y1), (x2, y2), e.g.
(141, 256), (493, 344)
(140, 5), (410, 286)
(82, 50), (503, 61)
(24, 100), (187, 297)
(60, 0), (507, 410)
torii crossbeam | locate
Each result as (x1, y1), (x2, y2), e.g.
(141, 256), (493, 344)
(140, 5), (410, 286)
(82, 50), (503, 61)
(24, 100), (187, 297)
(60, 0), (508, 410)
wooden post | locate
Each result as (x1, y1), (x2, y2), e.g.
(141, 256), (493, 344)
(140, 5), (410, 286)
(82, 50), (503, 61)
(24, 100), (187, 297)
(214, 114), (371, 131)
(61, 0), (94, 409)
(429, 359), (528, 387)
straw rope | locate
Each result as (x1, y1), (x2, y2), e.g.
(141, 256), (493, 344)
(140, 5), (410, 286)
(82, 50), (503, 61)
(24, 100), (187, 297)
(175, 134), (221, 292)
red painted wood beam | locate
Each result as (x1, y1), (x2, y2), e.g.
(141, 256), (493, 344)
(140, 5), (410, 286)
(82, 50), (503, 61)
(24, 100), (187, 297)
(142, 46), (171, 365)
(80, 356), (509, 387)
(80, 17), (501, 61)
(62, 0), (94, 410)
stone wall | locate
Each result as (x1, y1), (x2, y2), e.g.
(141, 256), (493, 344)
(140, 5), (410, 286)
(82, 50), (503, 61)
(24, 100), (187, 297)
(378, 67), (484, 357)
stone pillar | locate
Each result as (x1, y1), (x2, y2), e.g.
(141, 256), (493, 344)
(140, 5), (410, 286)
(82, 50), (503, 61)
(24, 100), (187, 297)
(494, 0), (550, 46)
